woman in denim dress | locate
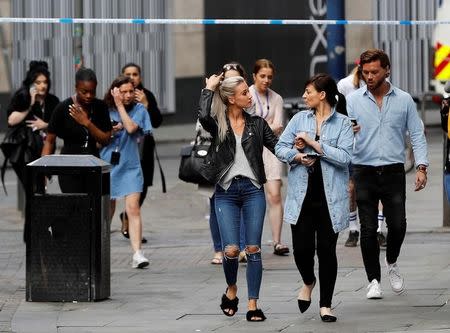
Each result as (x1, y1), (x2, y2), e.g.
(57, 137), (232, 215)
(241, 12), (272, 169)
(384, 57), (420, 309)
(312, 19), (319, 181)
(100, 76), (152, 269)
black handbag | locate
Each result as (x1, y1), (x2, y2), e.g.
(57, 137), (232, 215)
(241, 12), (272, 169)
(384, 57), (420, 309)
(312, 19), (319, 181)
(0, 124), (43, 193)
(178, 132), (211, 185)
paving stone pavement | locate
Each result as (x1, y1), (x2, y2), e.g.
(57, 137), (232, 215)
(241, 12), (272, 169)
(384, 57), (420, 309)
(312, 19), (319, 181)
(0, 125), (449, 332)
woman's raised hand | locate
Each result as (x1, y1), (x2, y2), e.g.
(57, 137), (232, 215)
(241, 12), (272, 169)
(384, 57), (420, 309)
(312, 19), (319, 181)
(29, 86), (38, 106)
(205, 73), (223, 91)
(111, 87), (124, 107)
(68, 104), (90, 127)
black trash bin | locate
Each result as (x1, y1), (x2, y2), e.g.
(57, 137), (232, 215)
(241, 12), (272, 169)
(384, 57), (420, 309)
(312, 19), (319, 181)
(25, 155), (111, 302)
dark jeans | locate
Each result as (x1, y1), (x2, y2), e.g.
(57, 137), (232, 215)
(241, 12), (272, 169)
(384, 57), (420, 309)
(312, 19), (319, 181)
(215, 177), (266, 299)
(209, 194), (246, 252)
(353, 164), (406, 283)
(291, 196), (338, 308)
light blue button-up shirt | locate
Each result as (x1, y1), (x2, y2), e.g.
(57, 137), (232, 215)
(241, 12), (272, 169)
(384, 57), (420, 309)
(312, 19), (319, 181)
(346, 84), (428, 167)
(275, 108), (354, 233)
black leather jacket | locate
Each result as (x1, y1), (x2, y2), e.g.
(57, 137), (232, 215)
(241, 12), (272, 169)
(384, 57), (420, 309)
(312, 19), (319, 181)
(198, 89), (279, 185)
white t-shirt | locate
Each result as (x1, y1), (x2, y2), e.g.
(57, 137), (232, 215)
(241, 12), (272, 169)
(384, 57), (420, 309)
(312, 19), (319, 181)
(337, 73), (365, 97)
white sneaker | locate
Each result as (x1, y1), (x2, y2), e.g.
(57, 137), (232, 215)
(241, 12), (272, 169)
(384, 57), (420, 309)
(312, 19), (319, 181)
(366, 279), (383, 299)
(386, 258), (405, 294)
(132, 250), (149, 269)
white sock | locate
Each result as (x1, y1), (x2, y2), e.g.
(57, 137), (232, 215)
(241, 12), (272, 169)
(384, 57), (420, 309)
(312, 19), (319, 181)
(349, 210), (359, 231)
(377, 211), (384, 232)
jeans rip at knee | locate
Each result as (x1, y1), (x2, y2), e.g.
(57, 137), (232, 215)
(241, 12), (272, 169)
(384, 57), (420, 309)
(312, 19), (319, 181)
(245, 246), (261, 262)
(223, 244), (240, 260)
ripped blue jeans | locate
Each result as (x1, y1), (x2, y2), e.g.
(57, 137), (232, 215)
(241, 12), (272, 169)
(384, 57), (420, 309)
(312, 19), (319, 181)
(215, 177), (266, 299)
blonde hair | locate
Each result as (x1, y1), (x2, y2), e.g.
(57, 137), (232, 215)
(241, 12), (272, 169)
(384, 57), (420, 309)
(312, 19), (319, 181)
(351, 66), (362, 89)
(211, 76), (245, 143)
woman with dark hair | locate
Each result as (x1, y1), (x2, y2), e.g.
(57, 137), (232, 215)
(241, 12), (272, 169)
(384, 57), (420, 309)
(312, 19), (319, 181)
(42, 68), (112, 193)
(275, 73), (353, 322)
(6, 60), (59, 185)
(100, 75), (152, 269)
(249, 58), (289, 256)
(199, 74), (278, 322)
(119, 63), (163, 241)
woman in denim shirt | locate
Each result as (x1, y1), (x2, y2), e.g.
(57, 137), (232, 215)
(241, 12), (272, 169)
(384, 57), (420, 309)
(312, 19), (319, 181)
(275, 73), (353, 322)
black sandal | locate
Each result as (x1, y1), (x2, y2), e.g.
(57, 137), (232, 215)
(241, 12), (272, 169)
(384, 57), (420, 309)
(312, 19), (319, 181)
(220, 292), (239, 317)
(246, 309), (266, 322)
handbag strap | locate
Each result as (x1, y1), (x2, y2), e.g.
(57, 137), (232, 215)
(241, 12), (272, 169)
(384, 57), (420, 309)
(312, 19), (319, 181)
(1, 158), (8, 195)
(153, 141), (166, 193)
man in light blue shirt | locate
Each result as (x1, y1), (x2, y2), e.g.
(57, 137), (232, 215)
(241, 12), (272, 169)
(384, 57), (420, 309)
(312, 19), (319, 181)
(347, 49), (428, 300)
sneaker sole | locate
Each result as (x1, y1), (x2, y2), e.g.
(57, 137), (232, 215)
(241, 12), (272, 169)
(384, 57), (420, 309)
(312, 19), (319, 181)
(367, 294), (383, 299)
(344, 243), (358, 247)
(133, 261), (149, 269)
(391, 286), (405, 295)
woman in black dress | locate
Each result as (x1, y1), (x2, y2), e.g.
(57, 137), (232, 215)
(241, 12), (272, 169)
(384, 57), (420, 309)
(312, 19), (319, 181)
(5, 60), (60, 186)
(42, 68), (112, 193)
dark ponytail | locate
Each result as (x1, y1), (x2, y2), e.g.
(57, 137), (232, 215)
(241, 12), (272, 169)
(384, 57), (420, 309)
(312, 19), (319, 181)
(335, 92), (347, 116)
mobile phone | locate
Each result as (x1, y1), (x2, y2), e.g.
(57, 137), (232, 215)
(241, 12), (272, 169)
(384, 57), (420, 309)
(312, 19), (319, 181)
(29, 84), (36, 94)
(110, 151), (121, 165)
(350, 118), (358, 126)
(306, 153), (323, 158)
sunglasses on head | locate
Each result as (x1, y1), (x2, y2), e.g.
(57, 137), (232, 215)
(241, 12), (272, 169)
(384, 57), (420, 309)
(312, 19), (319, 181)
(223, 63), (238, 72)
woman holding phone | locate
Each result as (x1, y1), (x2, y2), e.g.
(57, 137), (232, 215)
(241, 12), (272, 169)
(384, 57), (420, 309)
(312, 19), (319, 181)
(6, 60), (60, 186)
(275, 73), (353, 322)
(101, 75), (152, 269)
(119, 63), (162, 241)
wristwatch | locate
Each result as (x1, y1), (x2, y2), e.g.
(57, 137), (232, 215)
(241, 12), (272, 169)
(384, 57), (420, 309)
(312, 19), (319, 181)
(416, 164), (428, 175)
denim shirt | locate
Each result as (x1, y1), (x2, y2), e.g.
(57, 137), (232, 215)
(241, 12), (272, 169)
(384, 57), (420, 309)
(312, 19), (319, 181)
(275, 108), (354, 233)
(346, 84), (429, 167)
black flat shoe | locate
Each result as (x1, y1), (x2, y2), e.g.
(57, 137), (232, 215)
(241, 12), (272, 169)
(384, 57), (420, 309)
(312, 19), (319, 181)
(297, 299), (311, 313)
(119, 213), (130, 239)
(120, 212), (147, 243)
(246, 309), (266, 322)
(220, 291), (239, 317)
(320, 314), (337, 322)
(297, 279), (316, 313)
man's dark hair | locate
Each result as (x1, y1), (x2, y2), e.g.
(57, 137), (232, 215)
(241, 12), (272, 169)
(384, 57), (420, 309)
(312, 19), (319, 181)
(75, 67), (97, 84)
(121, 62), (141, 74)
(359, 49), (391, 69)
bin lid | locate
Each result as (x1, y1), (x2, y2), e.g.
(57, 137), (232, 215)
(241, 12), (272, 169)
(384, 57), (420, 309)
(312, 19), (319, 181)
(28, 155), (111, 171)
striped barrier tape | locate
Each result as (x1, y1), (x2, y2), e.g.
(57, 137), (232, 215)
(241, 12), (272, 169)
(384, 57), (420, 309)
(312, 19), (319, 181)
(1, 18), (450, 25)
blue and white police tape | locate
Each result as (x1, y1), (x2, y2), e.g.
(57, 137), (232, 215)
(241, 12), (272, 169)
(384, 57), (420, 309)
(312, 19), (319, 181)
(1, 17), (450, 25)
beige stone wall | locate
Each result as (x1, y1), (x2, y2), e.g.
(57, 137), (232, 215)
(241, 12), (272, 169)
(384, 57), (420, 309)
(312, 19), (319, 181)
(345, 0), (374, 70)
(0, 0), (11, 92)
(170, 0), (204, 78)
